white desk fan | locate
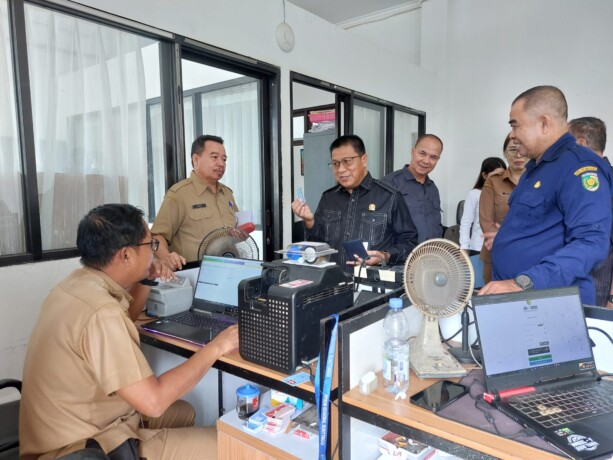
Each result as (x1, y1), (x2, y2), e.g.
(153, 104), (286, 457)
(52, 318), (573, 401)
(197, 227), (259, 261)
(403, 239), (473, 378)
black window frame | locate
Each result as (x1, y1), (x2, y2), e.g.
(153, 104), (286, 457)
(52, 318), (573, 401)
(1, 0), (281, 266)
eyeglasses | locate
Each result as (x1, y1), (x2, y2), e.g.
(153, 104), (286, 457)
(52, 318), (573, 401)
(131, 239), (159, 252)
(328, 156), (360, 170)
(506, 149), (523, 158)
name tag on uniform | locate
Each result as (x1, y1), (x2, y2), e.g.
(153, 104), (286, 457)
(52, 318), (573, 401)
(192, 203), (206, 209)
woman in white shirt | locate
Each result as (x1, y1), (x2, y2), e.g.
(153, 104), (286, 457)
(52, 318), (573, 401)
(460, 157), (507, 255)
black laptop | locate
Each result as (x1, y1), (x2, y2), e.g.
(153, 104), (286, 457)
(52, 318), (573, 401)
(143, 255), (262, 345)
(472, 286), (613, 459)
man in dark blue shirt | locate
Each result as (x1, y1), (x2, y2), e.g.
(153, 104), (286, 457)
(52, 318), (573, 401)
(480, 86), (613, 305)
(291, 134), (418, 269)
(382, 134), (444, 243)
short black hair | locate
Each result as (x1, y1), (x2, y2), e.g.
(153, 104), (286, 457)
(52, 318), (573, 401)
(415, 133), (444, 151)
(569, 117), (607, 154)
(513, 85), (568, 121)
(503, 132), (513, 152)
(329, 134), (366, 156)
(191, 135), (224, 166)
(77, 204), (147, 269)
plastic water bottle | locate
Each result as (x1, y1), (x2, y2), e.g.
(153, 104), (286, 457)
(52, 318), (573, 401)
(382, 298), (410, 398)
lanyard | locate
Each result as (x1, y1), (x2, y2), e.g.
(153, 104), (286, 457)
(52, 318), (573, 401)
(315, 314), (339, 460)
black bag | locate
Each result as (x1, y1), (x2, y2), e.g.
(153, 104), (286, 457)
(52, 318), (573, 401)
(85, 438), (142, 460)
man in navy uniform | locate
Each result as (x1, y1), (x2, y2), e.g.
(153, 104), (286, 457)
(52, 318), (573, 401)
(479, 86), (613, 305)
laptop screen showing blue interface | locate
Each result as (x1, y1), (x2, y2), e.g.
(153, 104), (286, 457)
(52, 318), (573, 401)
(475, 288), (593, 378)
(194, 255), (262, 309)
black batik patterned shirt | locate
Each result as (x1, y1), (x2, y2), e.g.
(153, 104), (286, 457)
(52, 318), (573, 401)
(305, 173), (418, 269)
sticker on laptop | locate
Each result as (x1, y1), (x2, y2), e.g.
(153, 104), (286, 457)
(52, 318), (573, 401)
(567, 434), (599, 452)
(555, 427), (574, 437)
(279, 279), (314, 288)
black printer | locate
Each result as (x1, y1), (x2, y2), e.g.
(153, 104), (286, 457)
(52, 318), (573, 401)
(238, 260), (353, 374)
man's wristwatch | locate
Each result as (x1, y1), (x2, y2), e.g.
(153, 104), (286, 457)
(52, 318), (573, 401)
(608, 294), (613, 304)
(514, 274), (534, 290)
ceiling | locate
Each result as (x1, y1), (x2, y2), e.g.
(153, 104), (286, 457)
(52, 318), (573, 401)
(287, 0), (413, 25)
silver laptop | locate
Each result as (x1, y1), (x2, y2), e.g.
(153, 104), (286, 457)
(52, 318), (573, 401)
(143, 255), (262, 345)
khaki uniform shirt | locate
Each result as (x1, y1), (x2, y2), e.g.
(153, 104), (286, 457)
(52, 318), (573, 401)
(151, 172), (239, 262)
(19, 268), (153, 458)
(479, 169), (518, 264)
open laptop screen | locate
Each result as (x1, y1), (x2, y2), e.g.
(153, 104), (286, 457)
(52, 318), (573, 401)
(473, 286), (596, 392)
(194, 255), (262, 310)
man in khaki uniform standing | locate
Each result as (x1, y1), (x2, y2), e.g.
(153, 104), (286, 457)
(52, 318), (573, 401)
(20, 204), (238, 459)
(152, 135), (239, 268)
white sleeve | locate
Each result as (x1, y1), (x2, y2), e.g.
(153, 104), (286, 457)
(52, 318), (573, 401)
(459, 189), (478, 249)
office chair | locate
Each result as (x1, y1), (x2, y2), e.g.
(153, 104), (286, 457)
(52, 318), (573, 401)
(443, 200), (466, 244)
(0, 379), (21, 460)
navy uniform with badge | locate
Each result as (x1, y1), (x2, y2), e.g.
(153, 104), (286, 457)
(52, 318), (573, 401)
(151, 171), (238, 263)
(492, 132), (613, 305)
(305, 172), (418, 269)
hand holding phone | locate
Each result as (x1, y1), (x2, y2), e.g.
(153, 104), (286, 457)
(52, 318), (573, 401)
(342, 239), (370, 261)
(409, 380), (468, 412)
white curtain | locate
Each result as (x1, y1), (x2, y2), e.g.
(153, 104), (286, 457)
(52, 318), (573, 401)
(0, 1), (26, 255)
(353, 103), (384, 179)
(24, 4), (150, 250)
(200, 81), (262, 226)
(393, 110), (420, 170)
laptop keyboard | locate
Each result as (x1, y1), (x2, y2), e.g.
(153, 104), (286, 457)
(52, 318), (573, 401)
(172, 311), (233, 331)
(509, 383), (613, 428)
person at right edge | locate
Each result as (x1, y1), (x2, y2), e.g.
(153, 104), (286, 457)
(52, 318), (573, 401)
(568, 116), (613, 308)
(479, 86), (613, 305)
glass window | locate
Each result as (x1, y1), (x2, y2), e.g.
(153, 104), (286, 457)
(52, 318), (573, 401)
(181, 60), (263, 252)
(353, 99), (386, 179)
(0, 0), (26, 256)
(24, 4), (163, 249)
(393, 110), (420, 170)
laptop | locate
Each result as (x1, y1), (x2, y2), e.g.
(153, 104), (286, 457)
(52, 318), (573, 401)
(143, 255), (262, 345)
(472, 286), (613, 459)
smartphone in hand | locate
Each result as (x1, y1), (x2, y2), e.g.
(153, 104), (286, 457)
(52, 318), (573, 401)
(342, 239), (370, 260)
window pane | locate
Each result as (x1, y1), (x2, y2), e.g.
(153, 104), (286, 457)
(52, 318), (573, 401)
(181, 59), (263, 244)
(24, 4), (163, 249)
(0, 0), (26, 255)
(394, 110), (420, 170)
(353, 100), (386, 179)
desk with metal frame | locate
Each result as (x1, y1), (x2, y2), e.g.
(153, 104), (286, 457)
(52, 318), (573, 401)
(336, 302), (564, 460)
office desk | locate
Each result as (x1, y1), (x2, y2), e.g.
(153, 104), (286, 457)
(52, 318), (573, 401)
(138, 327), (321, 404)
(341, 370), (562, 460)
(139, 326), (340, 459)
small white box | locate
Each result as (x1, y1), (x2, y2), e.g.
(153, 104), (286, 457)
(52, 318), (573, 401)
(378, 432), (434, 460)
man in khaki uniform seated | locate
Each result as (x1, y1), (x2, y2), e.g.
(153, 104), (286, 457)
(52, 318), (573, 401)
(152, 134), (239, 268)
(20, 204), (238, 460)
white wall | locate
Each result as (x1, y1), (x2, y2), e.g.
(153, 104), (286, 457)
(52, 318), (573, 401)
(0, 258), (81, 381)
(423, 0), (613, 224)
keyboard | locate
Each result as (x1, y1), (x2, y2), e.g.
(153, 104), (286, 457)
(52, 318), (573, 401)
(172, 311), (235, 331)
(509, 383), (613, 428)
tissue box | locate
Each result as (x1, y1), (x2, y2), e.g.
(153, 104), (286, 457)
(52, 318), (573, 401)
(378, 432), (433, 460)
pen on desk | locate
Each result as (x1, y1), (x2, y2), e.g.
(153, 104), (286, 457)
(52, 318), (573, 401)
(483, 386), (536, 403)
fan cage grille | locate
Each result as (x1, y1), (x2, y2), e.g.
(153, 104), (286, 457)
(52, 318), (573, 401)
(403, 239), (474, 317)
(197, 227), (259, 261)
